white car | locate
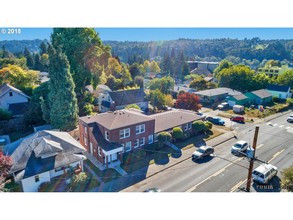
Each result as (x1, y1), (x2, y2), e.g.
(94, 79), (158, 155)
(252, 163), (278, 184)
(287, 114), (293, 123)
(231, 140), (249, 155)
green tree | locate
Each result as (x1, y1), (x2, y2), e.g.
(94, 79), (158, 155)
(157, 132), (172, 147)
(204, 121), (213, 130)
(281, 165), (293, 192)
(34, 53), (41, 70)
(190, 77), (209, 91)
(286, 98), (293, 107)
(48, 45), (78, 131)
(134, 76), (144, 88)
(143, 60), (151, 73)
(149, 76), (174, 95)
(149, 89), (166, 110)
(181, 62), (190, 77)
(214, 59), (233, 77)
(150, 60), (161, 73)
(51, 28), (111, 94)
(277, 69), (293, 89)
(172, 127), (184, 140)
(125, 104), (141, 110)
(39, 42), (48, 55)
(24, 47), (34, 69)
(129, 63), (142, 79)
(0, 108), (12, 120)
(40, 54), (49, 72)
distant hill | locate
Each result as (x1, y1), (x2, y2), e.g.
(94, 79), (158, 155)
(0, 39), (48, 53)
(1, 38), (293, 64)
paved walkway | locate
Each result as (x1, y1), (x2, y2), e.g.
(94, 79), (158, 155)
(83, 152), (106, 171)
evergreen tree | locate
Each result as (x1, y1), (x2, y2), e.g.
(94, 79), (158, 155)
(39, 42), (48, 55)
(48, 44), (78, 131)
(34, 53), (41, 70)
(24, 47), (34, 69)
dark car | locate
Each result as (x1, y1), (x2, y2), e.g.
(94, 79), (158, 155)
(192, 146), (214, 160)
(230, 116), (245, 123)
(206, 116), (225, 125)
(143, 187), (161, 192)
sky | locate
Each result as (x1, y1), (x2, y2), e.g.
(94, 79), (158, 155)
(1, 28), (293, 42)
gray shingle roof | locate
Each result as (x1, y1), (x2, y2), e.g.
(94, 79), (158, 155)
(194, 87), (241, 97)
(8, 130), (86, 180)
(109, 88), (146, 106)
(149, 109), (203, 133)
(251, 89), (272, 98)
(232, 94), (249, 101)
(0, 83), (30, 99)
(80, 109), (154, 130)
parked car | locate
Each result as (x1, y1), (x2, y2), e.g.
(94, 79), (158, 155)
(217, 102), (229, 110)
(192, 145), (214, 160)
(230, 116), (245, 123)
(143, 187), (161, 192)
(252, 163), (278, 184)
(206, 116), (225, 125)
(287, 114), (293, 123)
(231, 140), (249, 155)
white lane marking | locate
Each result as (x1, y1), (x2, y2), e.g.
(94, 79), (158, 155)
(230, 179), (247, 192)
(279, 125), (284, 128)
(286, 126), (291, 129)
(186, 157), (242, 192)
(268, 149), (285, 164)
(266, 122), (272, 125)
(273, 123), (278, 127)
(257, 144), (264, 149)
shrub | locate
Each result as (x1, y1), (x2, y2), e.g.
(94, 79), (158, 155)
(172, 127), (184, 140)
(0, 108), (12, 120)
(204, 121), (213, 131)
(192, 120), (206, 133)
(281, 166), (293, 192)
(157, 132), (172, 147)
(286, 98), (293, 107)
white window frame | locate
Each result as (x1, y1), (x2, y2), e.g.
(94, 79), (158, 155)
(98, 146), (101, 156)
(188, 122), (192, 130)
(121, 143), (124, 153)
(105, 131), (109, 141)
(125, 141), (132, 152)
(84, 126), (88, 134)
(140, 137), (145, 146)
(84, 136), (87, 146)
(136, 124), (145, 135)
(134, 139), (139, 148)
(148, 135), (153, 144)
(120, 128), (130, 139)
(35, 175), (40, 182)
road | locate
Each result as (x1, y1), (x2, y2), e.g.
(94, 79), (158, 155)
(121, 111), (293, 192)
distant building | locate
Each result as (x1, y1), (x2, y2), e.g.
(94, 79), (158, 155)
(187, 61), (219, 76)
(100, 88), (148, 113)
(245, 89), (272, 106)
(172, 85), (196, 98)
(266, 84), (292, 99)
(226, 94), (249, 107)
(0, 83), (30, 116)
(257, 65), (289, 77)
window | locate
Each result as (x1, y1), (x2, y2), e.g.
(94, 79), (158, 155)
(121, 143), (124, 153)
(134, 139), (139, 148)
(188, 123), (192, 130)
(140, 137), (145, 146)
(120, 128), (130, 139)
(105, 131), (109, 141)
(84, 126), (88, 134)
(9, 92), (13, 96)
(136, 124), (145, 134)
(183, 124), (188, 131)
(83, 137), (87, 146)
(35, 175), (40, 182)
(148, 135), (153, 144)
(125, 141), (132, 152)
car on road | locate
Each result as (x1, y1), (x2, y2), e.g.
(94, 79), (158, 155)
(231, 140), (249, 155)
(217, 102), (229, 110)
(252, 163), (278, 184)
(230, 116), (245, 123)
(206, 116), (225, 125)
(192, 145), (214, 160)
(287, 114), (293, 123)
(143, 187), (161, 192)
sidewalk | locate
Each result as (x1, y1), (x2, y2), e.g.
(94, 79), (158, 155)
(145, 131), (236, 178)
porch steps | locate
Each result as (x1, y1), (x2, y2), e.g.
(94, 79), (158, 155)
(113, 166), (128, 176)
(83, 152), (106, 171)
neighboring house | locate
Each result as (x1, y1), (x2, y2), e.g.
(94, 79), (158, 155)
(187, 61), (219, 76)
(4, 130), (86, 192)
(226, 94), (249, 107)
(79, 108), (203, 167)
(257, 65), (289, 78)
(266, 84), (292, 100)
(172, 85), (196, 98)
(0, 83), (30, 115)
(85, 84), (112, 112)
(245, 89), (273, 106)
(100, 88), (148, 113)
(194, 87), (242, 105)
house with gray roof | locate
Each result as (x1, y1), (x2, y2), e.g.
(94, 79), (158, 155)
(79, 108), (203, 167)
(226, 94), (249, 107)
(5, 130), (86, 192)
(245, 89), (273, 106)
(0, 83), (30, 116)
(100, 88), (148, 113)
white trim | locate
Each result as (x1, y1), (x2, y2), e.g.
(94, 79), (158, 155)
(148, 135), (153, 144)
(120, 128), (130, 139)
(134, 139), (139, 148)
(136, 124), (145, 134)
(98, 146), (101, 156)
(83, 136), (87, 146)
(125, 141), (132, 152)
(102, 146), (124, 156)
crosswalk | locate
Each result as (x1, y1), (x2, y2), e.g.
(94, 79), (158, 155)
(266, 121), (292, 131)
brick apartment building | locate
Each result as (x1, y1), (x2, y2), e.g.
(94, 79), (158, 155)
(79, 109), (203, 167)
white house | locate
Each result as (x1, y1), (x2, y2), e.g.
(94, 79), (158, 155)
(0, 83), (30, 114)
(5, 130), (86, 192)
(267, 84), (292, 100)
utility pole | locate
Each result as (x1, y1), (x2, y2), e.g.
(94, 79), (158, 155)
(246, 125), (260, 192)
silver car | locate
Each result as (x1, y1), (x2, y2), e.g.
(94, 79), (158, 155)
(192, 146), (214, 160)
